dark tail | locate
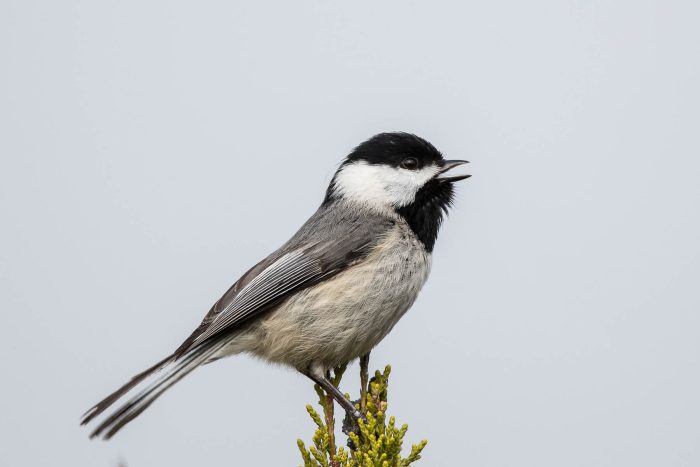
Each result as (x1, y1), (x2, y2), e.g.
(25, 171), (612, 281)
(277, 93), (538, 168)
(81, 338), (228, 440)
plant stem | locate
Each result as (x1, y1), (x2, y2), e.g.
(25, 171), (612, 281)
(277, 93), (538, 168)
(323, 371), (339, 467)
(359, 352), (370, 414)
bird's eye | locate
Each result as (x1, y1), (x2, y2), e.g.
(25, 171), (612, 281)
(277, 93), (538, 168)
(400, 157), (419, 170)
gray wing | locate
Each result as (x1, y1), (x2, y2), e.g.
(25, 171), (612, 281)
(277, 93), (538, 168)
(174, 206), (393, 357)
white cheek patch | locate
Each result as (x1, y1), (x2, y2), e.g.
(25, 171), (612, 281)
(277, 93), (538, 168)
(333, 160), (440, 208)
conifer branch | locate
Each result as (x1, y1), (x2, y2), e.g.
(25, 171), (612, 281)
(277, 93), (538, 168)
(297, 362), (427, 466)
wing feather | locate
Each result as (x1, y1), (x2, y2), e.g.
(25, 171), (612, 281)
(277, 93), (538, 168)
(174, 214), (391, 356)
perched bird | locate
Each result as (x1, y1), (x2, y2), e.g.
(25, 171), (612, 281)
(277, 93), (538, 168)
(81, 132), (470, 439)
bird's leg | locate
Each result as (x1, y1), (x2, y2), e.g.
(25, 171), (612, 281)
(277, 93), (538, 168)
(342, 353), (371, 448)
(305, 364), (361, 419)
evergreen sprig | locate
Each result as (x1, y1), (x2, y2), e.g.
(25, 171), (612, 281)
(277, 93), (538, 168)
(297, 361), (427, 467)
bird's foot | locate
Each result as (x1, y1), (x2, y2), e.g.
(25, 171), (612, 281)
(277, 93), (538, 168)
(342, 400), (366, 449)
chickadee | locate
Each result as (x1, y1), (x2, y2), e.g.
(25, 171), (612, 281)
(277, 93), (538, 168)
(81, 132), (470, 439)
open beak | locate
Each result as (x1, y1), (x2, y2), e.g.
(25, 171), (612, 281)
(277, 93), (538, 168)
(437, 160), (471, 182)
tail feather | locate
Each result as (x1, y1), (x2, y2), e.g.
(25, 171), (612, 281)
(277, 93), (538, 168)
(81, 354), (174, 426)
(82, 338), (228, 440)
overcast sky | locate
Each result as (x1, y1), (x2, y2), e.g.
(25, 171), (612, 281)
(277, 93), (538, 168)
(1, 1), (699, 466)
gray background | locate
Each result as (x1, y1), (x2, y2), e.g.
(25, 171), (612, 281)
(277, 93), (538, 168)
(1, 1), (699, 466)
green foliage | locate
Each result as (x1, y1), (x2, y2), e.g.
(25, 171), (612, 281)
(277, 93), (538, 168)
(297, 364), (427, 467)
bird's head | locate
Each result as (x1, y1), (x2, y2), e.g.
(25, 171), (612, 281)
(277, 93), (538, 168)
(325, 132), (469, 210)
(324, 132), (470, 250)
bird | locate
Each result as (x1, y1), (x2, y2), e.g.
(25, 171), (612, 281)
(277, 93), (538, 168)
(81, 132), (470, 439)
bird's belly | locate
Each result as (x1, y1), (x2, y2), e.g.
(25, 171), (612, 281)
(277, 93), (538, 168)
(251, 231), (432, 370)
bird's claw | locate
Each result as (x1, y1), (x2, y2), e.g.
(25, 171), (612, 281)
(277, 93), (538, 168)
(342, 400), (366, 449)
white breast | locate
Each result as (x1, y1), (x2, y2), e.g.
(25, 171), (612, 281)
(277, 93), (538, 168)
(236, 222), (432, 370)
